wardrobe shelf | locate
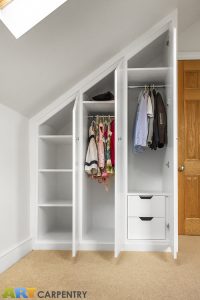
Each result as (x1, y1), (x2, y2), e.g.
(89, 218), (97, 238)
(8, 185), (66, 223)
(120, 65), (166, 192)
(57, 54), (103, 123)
(39, 135), (72, 144)
(38, 169), (72, 173)
(83, 101), (115, 104)
(127, 192), (169, 196)
(38, 202), (72, 207)
(83, 101), (115, 114)
(128, 67), (169, 85)
(38, 231), (72, 242)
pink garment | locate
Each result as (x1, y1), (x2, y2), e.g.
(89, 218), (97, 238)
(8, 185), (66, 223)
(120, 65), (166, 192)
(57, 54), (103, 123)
(110, 120), (115, 166)
(98, 122), (105, 168)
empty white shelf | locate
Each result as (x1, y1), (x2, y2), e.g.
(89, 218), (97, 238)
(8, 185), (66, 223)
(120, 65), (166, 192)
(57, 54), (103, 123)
(83, 101), (115, 114)
(39, 135), (72, 144)
(38, 201), (72, 207)
(127, 192), (168, 196)
(128, 67), (169, 85)
(38, 169), (72, 173)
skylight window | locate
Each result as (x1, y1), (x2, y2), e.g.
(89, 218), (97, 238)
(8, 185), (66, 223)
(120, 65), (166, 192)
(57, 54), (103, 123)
(0, 0), (68, 38)
(0, 0), (12, 9)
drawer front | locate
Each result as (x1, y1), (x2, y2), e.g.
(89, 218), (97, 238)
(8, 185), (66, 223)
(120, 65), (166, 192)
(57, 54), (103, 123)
(128, 217), (166, 240)
(128, 195), (165, 217)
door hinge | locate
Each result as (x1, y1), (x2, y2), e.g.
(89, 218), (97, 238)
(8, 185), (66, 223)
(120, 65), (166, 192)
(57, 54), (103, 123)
(166, 223), (170, 230)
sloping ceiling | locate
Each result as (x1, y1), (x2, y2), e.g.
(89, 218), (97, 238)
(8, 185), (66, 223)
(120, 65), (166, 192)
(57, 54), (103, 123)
(0, 0), (200, 117)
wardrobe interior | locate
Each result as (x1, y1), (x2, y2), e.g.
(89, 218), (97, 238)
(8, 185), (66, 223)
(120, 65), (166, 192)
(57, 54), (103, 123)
(82, 71), (115, 244)
(127, 30), (173, 196)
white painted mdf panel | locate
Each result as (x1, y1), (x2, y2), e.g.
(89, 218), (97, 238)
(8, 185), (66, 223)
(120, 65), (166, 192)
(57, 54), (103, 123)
(72, 96), (80, 257)
(114, 59), (127, 257)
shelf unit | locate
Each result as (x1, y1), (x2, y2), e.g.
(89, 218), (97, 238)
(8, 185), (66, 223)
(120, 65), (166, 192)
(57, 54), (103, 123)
(38, 169), (72, 172)
(37, 101), (75, 246)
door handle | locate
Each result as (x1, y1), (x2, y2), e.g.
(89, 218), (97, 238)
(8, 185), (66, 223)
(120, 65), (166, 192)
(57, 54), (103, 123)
(178, 165), (185, 172)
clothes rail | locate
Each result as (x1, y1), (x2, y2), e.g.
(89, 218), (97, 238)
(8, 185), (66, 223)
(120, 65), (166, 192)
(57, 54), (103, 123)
(88, 115), (115, 118)
(128, 84), (167, 89)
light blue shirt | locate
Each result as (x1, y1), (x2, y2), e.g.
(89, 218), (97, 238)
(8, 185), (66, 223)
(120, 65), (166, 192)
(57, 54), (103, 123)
(133, 91), (148, 153)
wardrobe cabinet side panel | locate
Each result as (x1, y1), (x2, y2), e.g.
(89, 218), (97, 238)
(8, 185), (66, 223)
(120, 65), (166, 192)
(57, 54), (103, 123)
(115, 60), (127, 257)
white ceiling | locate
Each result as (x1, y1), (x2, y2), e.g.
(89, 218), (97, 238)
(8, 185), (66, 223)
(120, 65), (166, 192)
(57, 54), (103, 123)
(0, 0), (200, 117)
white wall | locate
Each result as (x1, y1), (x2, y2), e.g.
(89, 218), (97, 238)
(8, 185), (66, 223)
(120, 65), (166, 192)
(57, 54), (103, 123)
(0, 104), (30, 257)
(178, 19), (200, 52)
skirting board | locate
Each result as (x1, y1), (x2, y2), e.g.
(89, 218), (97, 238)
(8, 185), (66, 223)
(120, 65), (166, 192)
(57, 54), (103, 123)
(0, 237), (32, 273)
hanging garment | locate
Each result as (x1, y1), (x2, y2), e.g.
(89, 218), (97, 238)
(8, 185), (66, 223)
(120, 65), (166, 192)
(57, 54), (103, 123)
(110, 120), (115, 166)
(149, 89), (159, 150)
(105, 119), (114, 174)
(98, 122), (105, 168)
(85, 123), (98, 175)
(133, 91), (148, 152)
(147, 91), (154, 145)
(149, 91), (167, 150)
(157, 92), (167, 148)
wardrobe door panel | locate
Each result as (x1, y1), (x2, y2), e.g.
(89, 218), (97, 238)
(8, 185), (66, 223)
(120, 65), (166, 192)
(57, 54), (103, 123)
(72, 95), (80, 257)
(169, 23), (178, 259)
(114, 59), (127, 257)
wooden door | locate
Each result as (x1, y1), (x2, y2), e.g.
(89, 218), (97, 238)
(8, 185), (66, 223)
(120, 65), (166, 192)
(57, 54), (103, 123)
(114, 59), (127, 257)
(72, 95), (80, 256)
(178, 60), (200, 235)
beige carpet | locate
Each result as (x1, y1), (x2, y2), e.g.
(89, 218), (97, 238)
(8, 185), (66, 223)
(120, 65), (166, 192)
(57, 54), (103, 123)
(0, 236), (200, 300)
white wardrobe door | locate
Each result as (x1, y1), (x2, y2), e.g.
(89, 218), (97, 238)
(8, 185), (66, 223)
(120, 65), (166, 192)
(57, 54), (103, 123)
(166, 21), (178, 259)
(171, 24), (178, 259)
(72, 95), (80, 257)
(114, 59), (127, 257)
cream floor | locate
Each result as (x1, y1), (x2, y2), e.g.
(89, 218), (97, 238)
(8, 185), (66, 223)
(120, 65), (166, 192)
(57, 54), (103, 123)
(0, 236), (200, 300)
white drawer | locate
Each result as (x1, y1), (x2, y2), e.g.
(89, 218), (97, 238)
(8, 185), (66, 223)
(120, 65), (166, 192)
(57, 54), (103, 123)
(128, 195), (165, 218)
(128, 217), (166, 240)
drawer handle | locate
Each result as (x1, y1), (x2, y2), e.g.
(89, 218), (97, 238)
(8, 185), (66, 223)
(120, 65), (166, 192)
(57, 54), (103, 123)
(139, 217), (153, 221)
(139, 195), (153, 199)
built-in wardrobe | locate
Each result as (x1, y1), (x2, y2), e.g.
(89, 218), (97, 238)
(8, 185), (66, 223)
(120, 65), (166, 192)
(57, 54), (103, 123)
(30, 20), (178, 258)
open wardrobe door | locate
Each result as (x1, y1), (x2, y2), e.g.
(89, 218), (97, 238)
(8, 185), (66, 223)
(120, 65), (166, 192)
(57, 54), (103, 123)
(72, 95), (80, 257)
(168, 21), (178, 259)
(114, 60), (127, 258)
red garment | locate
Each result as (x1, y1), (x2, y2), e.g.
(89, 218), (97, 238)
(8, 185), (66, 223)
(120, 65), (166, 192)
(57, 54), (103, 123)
(110, 120), (115, 166)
